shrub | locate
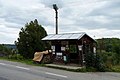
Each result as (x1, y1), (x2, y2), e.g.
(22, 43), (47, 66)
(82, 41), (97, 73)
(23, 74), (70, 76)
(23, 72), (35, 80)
(85, 52), (96, 68)
(8, 54), (24, 60)
(85, 51), (106, 72)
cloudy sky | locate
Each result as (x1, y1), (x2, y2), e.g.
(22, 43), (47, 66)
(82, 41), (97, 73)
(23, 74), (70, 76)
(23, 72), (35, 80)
(0, 0), (120, 44)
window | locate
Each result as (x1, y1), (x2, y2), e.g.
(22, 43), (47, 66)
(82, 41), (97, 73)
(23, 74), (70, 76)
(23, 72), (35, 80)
(69, 45), (77, 53)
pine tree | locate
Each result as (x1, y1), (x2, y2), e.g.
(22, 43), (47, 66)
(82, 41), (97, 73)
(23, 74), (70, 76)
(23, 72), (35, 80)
(15, 19), (48, 59)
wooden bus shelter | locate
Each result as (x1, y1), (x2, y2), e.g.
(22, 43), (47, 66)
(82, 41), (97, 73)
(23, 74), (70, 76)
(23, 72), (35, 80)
(42, 32), (96, 66)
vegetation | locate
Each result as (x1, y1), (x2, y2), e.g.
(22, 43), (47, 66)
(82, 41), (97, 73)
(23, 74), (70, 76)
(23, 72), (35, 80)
(80, 38), (120, 72)
(84, 51), (106, 72)
(0, 44), (12, 56)
(96, 38), (120, 71)
(0, 19), (50, 67)
(0, 18), (120, 72)
(97, 38), (120, 65)
(15, 19), (49, 59)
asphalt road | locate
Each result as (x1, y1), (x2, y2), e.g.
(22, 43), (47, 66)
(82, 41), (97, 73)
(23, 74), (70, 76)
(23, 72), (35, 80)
(0, 60), (120, 80)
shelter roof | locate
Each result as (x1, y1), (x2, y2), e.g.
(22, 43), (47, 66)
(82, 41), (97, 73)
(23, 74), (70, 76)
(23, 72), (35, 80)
(42, 32), (95, 41)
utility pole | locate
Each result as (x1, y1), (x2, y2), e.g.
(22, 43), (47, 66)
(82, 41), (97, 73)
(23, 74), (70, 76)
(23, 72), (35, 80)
(53, 4), (58, 34)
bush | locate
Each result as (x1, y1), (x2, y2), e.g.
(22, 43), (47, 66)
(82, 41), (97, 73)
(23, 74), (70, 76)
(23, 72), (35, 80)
(95, 54), (106, 71)
(111, 65), (120, 72)
(99, 51), (116, 67)
(8, 54), (24, 60)
(85, 52), (96, 68)
(0, 44), (13, 56)
(85, 51), (106, 72)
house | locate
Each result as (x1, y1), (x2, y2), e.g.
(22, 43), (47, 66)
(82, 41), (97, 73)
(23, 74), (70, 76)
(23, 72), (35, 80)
(42, 32), (96, 66)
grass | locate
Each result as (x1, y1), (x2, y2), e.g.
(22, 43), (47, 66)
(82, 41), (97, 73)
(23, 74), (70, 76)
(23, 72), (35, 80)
(0, 57), (120, 72)
(0, 57), (45, 66)
(0, 56), (87, 72)
(111, 65), (120, 72)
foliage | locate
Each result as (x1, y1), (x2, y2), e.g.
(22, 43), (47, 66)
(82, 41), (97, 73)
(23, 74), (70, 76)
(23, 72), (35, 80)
(113, 44), (120, 64)
(99, 51), (115, 66)
(85, 51), (106, 71)
(15, 19), (48, 59)
(8, 54), (24, 60)
(0, 44), (12, 56)
(85, 52), (96, 68)
(111, 65), (120, 72)
(96, 38), (120, 52)
(69, 45), (77, 53)
(97, 38), (120, 65)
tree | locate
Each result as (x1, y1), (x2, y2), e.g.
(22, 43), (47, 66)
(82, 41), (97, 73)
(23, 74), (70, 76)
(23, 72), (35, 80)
(15, 19), (48, 59)
(113, 44), (120, 64)
(0, 44), (12, 56)
(96, 38), (120, 65)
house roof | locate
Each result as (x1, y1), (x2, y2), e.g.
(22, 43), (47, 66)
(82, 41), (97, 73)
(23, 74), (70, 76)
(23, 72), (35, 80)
(42, 32), (95, 41)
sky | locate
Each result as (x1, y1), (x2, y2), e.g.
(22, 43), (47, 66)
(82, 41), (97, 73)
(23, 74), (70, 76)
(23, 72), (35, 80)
(0, 0), (120, 44)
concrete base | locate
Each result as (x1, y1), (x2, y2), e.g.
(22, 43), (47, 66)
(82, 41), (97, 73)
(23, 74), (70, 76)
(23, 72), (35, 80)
(46, 63), (83, 69)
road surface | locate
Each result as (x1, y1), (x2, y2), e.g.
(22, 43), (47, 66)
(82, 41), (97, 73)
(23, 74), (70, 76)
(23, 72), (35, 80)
(0, 60), (120, 80)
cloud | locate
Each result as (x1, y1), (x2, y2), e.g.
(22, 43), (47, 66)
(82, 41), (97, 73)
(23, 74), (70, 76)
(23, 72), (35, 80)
(86, 29), (120, 39)
(82, 0), (120, 29)
(65, 0), (120, 30)
(91, 0), (120, 18)
(0, 0), (54, 29)
(40, 0), (64, 8)
(0, 0), (120, 44)
(0, 25), (19, 44)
